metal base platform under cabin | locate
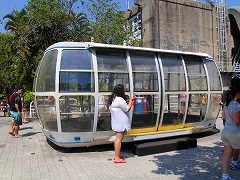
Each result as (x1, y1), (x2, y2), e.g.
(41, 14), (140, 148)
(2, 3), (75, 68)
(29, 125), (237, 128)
(132, 137), (197, 156)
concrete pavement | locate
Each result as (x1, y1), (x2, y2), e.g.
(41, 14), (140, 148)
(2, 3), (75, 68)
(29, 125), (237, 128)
(0, 114), (239, 180)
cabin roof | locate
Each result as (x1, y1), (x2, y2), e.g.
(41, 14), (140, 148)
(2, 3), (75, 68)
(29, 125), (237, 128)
(46, 42), (210, 58)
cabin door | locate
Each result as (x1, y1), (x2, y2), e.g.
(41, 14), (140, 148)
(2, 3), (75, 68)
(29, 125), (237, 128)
(131, 94), (160, 132)
(129, 51), (160, 133)
(157, 54), (186, 130)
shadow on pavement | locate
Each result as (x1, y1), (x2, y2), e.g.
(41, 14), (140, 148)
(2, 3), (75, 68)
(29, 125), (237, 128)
(46, 138), (134, 157)
(151, 141), (223, 180)
(44, 127), (228, 179)
(21, 131), (42, 137)
(20, 126), (33, 130)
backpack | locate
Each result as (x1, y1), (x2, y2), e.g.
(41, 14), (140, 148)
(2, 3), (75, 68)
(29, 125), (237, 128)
(8, 94), (13, 104)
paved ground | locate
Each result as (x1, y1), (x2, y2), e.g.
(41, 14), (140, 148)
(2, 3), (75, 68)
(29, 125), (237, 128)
(0, 113), (239, 180)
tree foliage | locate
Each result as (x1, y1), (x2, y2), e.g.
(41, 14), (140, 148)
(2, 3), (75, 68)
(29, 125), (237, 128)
(81, 0), (141, 45)
(3, 9), (27, 32)
(0, 0), (140, 106)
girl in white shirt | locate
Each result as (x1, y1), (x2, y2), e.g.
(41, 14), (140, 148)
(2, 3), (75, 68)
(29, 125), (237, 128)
(108, 84), (135, 164)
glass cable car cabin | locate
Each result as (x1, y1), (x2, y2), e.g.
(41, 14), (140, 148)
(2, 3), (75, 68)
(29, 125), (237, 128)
(33, 42), (222, 147)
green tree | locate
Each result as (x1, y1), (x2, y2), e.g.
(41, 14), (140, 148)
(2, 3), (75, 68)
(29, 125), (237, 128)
(82, 0), (141, 45)
(0, 0), (91, 103)
(0, 33), (22, 98)
(3, 9), (27, 32)
(2, 7), (32, 94)
(64, 0), (91, 41)
(10, 0), (91, 89)
(0, 0), (141, 105)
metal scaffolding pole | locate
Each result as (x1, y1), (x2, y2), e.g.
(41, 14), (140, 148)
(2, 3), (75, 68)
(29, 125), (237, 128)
(216, 0), (228, 72)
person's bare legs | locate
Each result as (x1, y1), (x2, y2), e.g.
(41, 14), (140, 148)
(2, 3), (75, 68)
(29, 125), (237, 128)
(22, 110), (28, 123)
(232, 149), (239, 161)
(180, 105), (185, 115)
(9, 121), (15, 135)
(222, 145), (233, 174)
(114, 133), (124, 161)
(14, 126), (21, 138)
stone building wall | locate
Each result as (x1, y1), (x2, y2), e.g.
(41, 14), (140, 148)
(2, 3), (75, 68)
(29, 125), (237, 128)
(140, 0), (233, 64)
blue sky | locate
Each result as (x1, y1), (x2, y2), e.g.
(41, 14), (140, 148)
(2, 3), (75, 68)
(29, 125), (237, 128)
(0, 0), (239, 32)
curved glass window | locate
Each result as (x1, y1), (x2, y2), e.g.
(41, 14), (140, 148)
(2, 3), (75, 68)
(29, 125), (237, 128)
(130, 52), (158, 91)
(184, 57), (207, 91)
(162, 94), (185, 125)
(36, 96), (57, 131)
(98, 73), (129, 92)
(205, 60), (222, 90)
(186, 93), (208, 123)
(60, 95), (94, 132)
(59, 49), (94, 92)
(60, 72), (94, 92)
(97, 50), (128, 71)
(161, 55), (185, 91)
(97, 95), (111, 131)
(206, 93), (221, 120)
(36, 50), (57, 92)
(97, 50), (129, 92)
(60, 49), (92, 70)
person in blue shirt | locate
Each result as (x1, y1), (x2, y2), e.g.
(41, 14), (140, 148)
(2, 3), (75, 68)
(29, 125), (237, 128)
(221, 84), (240, 180)
(221, 74), (240, 125)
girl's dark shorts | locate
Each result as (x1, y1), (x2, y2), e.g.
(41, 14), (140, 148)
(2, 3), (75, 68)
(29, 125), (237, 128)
(116, 129), (127, 135)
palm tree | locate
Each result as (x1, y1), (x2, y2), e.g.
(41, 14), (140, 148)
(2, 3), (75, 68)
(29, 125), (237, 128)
(71, 12), (90, 31)
(3, 9), (26, 32)
(66, 0), (91, 39)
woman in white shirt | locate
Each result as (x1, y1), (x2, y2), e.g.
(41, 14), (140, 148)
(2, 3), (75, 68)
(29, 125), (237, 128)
(108, 84), (135, 164)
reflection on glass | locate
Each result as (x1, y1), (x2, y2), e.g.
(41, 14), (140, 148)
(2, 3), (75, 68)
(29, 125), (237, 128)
(186, 93), (208, 123)
(131, 52), (158, 91)
(97, 50), (129, 92)
(97, 95), (111, 131)
(98, 72), (129, 92)
(133, 72), (158, 91)
(36, 50), (57, 92)
(59, 95), (94, 132)
(161, 55), (185, 91)
(36, 96), (58, 131)
(98, 81), (109, 92)
(97, 50), (127, 71)
(184, 57), (207, 91)
(188, 76), (207, 90)
(59, 72), (94, 92)
(130, 52), (157, 71)
(207, 93), (221, 120)
(60, 50), (92, 70)
(205, 60), (222, 90)
(98, 95), (108, 116)
(48, 96), (56, 119)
